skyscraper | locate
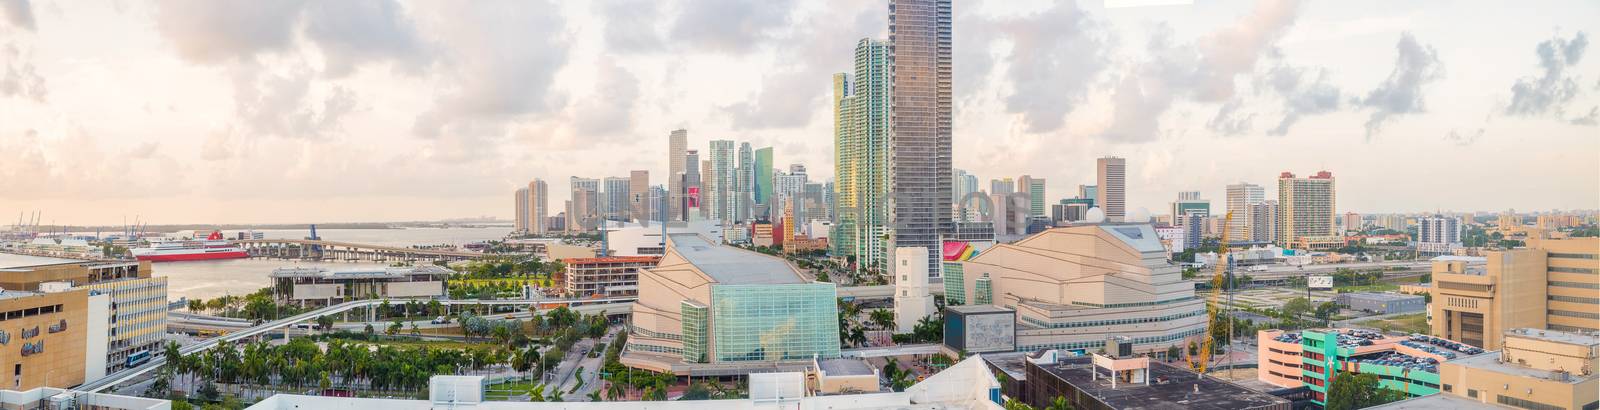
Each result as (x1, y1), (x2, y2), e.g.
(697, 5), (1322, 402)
(527, 179), (548, 234)
(684, 150), (701, 220)
(570, 177), (600, 232)
(708, 140), (736, 223)
(668, 129), (688, 221)
(1417, 215), (1462, 254)
(990, 178), (1014, 195)
(514, 187), (530, 232)
(1276, 171), (1337, 248)
(736, 142), (753, 222)
(603, 176), (631, 222)
(700, 159), (712, 219)
(1096, 157), (1126, 222)
(832, 38), (893, 270)
(1227, 182), (1265, 239)
(889, 0), (953, 273)
(1019, 175), (1046, 219)
(754, 147), (773, 219)
(630, 170), (649, 222)
(1171, 191), (1210, 229)
(1249, 200), (1278, 243)
(952, 169), (980, 221)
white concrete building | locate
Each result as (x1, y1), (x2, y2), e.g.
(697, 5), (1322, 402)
(894, 247), (936, 334)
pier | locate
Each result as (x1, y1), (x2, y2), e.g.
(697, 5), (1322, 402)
(232, 239), (485, 263)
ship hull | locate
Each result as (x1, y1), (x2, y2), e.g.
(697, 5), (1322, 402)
(135, 250), (249, 262)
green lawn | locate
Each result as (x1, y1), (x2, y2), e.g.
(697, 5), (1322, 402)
(484, 379), (542, 400)
(1353, 312), (1429, 334)
(1336, 283), (1399, 292)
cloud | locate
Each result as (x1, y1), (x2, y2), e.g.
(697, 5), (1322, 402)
(722, 0), (880, 130)
(230, 66), (358, 139)
(1207, 99), (1255, 136)
(669, 0), (795, 54)
(593, 0), (664, 53)
(1, 43), (46, 102)
(998, 1), (1111, 133)
(0, 129), (186, 199)
(1572, 106), (1598, 126)
(1261, 64), (1342, 136)
(153, 0), (306, 64)
(1192, 0), (1302, 102)
(1, 0), (34, 31)
(1358, 32), (1443, 138)
(1506, 31), (1588, 117)
(1444, 128), (1483, 146)
(410, 1), (571, 157)
(572, 57), (640, 137)
(302, 0), (427, 77)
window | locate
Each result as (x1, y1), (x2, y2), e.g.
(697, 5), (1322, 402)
(1497, 395), (1563, 410)
(1550, 266), (1598, 274)
(1468, 389), (1478, 398)
(1443, 384), (1452, 392)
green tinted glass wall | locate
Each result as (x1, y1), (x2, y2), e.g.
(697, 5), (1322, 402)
(942, 262), (965, 305)
(681, 300), (709, 363)
(710, 284), (841, 362)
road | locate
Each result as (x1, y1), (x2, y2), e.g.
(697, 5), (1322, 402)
(80, 296), (637, 393)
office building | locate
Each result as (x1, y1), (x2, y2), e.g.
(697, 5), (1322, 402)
(526, 179), (548, 234)
(1171, 191), (1210, 227)
(1249, 200), (1279, 243)
(668, 129), (688, 221)
(1417, 214), (1463, 255)
(0, 288), (97, 390)
(270, 266), (451, 307)
(561, 256), (659, 298)
(1019, 175), (1046, 219)
(988, 193), (1026, 237)
(950, 224), (1207, 356)
(1052, 198), (1093, 223)
(707, 140), (736, 223)
(700, 159), (712, 219)
(990, 178), (1014, 195)
(629, 170), (649, 223)
(1227, 182), (1265, 241)
(1077, 185), (1097, 203)
(1096, 157), (1127, 222)
(1336, 292), (1426, 314)
(754, 147), (773, 218)
(888, 0), (955, 274)
(1276, 171), (1336, 249)
(568, 177), (600, 232)
(1431, 235), (1600, 349)
(953, 169), (980, 221)
(736, 142), (753, 222)
(514, 187), (529, 232)
(1420, 328), (1596, 410)
(684, 150), (701, 219)
(1257, 329), (1485, 405)
(0, 259), (170, 383)
(623, 233), (840, 374)
(603, 176), (631, 222)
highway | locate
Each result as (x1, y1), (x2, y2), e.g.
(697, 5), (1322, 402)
(80, 296), (636, 393)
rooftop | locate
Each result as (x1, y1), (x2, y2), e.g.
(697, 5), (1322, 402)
(1340, 292), (1425, 302)
(1451, 351), (1589, 384)
(1097, 225), (1167, 254)
(0, 290), (42, 301)
(1505, 327), (1600, 347)
(947, 305), (1017, 315)
(270, 265), (453, 279)
(667, 233), (805, 285)
(817, 358), (876, 377)
(1032, 357), (1289, 410)
(1365, 393), (1501, 409)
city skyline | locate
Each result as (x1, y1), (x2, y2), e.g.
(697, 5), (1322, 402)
(2, 0), (1598, 225)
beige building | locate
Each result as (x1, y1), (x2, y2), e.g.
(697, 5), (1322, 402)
(952, 224), (1206, 357)
(1276, 170), (1336, 249)
(1095, 157), (1126, 222)
(1430, 236), (1599, 349)
(0, 260), (166, 378)
(0, 289), (97, 390)
(1437, 328), (1597, 410)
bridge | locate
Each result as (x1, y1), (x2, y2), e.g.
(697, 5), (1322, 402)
(231, 239), (487, 262)
(80, 296), (636, 394)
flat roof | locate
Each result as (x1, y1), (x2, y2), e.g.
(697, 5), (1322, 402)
(1366, 393), (1500, 409)
(0, 253), (86, 270)
(666, 233), (804, 285)
(0, 290), (41, 301)
(1450, 352), (1589, 384)
(1032, 357), (1290, 410)
(947, 305), (1016, 315)
(270, 265), (452, 279)
(1098, 224), (1168, 254)
(1340, 292), (1424, 302)
(1505, 328), (1600, 347)
(817, 358), (875, 376)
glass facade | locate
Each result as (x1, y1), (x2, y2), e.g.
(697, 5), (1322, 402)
(888, 0), (953, 275)
(942, 262), (965, 305)
(710, 284), (840, 362)
(974, 275), (993, 305)
(681, 300), (709, 363)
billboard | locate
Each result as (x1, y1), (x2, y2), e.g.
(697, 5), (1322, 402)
(1308, 275), (1334, 290)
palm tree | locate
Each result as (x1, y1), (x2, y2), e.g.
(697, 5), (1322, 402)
(869, 309), (896, 331)
(187, 299), (205, 314)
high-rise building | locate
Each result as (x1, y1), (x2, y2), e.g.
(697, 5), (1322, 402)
(952, 169), (980, 221)
(603, 177), (631, 222)
(699, 159), (712, 219)
(1096, 157), (1127, 222)
(514, 187), (529, 232)
(990, 178), (1014, 195)
(1171, 191), (1210, 228)
(1276, 171), (1337, 249)
(754, 147), (773, 218)
(1227, 182), (1265, 240)
(736, 142), (753, 222)
(1341, 212), (1362, 233)
(1019, 175), (1046, 219)
(831, 38), (893, 270)
(629, 170), (649, 223)
(1430, 235), (1599, 348)
(1249, 200), (1278, 243)
(527, 179), (548, 234)
(1078, 185), (1097, 203)
(1417, 215), (1463, 254)
(889, 0), (954, 273)
(668, 129), (688, 222)
(708, 140), (736, 223)
(570, 177), (600, 232)
(684, 150), (701, 220)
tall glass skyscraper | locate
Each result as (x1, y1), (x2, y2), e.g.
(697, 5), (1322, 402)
(889, 0), (954, 275)
(668, 129), (687, 221)
(736, 142), (753, 222)
(708, 140), (736, 224)
(753, 147), (773, 219)
(832, 38), (892, 270)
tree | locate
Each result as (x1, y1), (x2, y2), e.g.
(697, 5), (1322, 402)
(1314, 302), (1340, 320)
(1046, 396), (1075, 410)
(387, 320), (403, 336)
(1282, 297), (1313, 318)
(363, 323), (375, 337)
(1325, 372), (1403, 410)
(1004, 398), (1038, 410)
(188, 299), (205, 313)
(317, 315), (334, 331)
(869, 309), (896, 331)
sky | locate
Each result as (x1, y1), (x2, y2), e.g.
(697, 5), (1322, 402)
(0, 0), (1596, 226)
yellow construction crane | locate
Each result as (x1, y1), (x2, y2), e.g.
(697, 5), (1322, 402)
(1187, 211), (1232, 375)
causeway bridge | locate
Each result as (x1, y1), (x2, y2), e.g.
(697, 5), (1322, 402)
(231, 239), (486, 262)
